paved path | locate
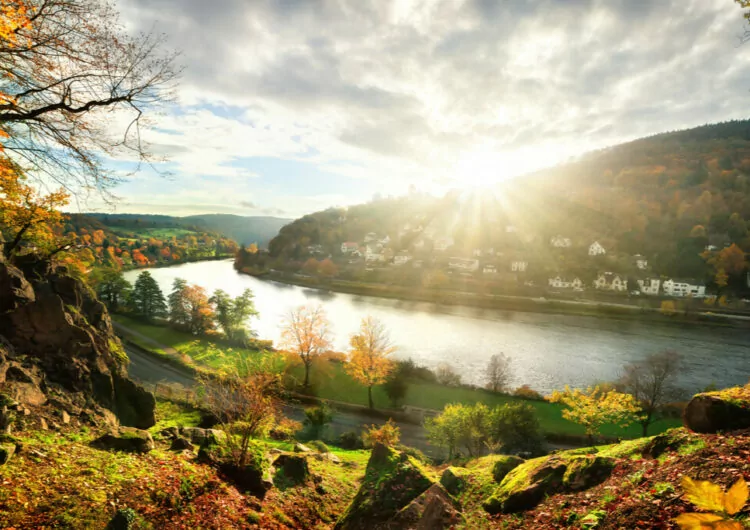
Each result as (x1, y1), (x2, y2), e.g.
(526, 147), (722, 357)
(113, 321), (179, 355)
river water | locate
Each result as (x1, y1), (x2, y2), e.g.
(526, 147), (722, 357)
(123, 260), (750, 395)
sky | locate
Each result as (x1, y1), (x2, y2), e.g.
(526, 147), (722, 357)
(94, 0), (750, 219)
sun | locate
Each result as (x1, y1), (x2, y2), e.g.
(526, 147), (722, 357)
(454, 149), (527, 190)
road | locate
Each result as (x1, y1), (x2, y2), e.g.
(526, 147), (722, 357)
(124, 343), (441, 456)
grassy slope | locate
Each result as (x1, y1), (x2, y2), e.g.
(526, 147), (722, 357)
(113, 314), (681, 439)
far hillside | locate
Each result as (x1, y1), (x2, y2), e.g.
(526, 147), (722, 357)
(237, 120), (750, 302)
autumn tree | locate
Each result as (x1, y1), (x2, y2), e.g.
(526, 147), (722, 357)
(318, 258), (339, 278)
(279, 305), (332, 389)
(345, 316), (396, 409)
(617, 351), (684, 436)
(183, 284), (214, 335)
(0, 0), (179, 193)
(703, 243), (746, 292)
(210, 288), (258, 344)
(548, 385), (640, 444)
(485, 353), (512, 393)
(128, 271), (166, 321)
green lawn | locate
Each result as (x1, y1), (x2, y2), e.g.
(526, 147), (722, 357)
(109, 227), (198, 239)
(113, 314), (681, 440)
(113, 314), (270, 373)
(286, 360), (681, 439)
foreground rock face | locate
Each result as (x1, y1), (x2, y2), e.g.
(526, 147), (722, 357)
(334, 444), (436, 530)
(0, 253), (155, 429)
(684, 388), (750, 434)
(389, 483), (463, 529)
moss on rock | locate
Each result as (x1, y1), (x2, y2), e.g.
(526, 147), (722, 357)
(492, 455), (525, 483)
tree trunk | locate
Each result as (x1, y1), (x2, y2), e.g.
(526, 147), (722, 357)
(368, 385), (374, 409)
(641, 413), (652, 437)
(303, 361), (310, 389)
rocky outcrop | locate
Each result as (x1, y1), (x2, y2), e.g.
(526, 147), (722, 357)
(492, 455), (525, 483)
(684, 388), (750, 434)
(273, 454), (311, 484)
(335, 444), (434, 530)
(92, 427), (155, 454)
(180, 426), (227, 446)
(0, 254), (155, 429)
(388, 483), (463, 529)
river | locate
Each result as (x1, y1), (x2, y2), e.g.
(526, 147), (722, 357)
(123, 260), (750, 395)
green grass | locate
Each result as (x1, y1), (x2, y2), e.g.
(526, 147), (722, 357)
(150, 399), (203, 433)
(287, 361), (681, 439)
(109, 227), (198, 239)
(113, 314), (270, 372)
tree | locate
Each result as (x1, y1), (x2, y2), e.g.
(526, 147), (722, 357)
(210, 288), (258, 344)
(183, 284), (214, 335)
(90, 268), (131, 312)
(0, 161), (69, 255)
(548, 385), (640, 444)
(128, 271), (166, 321)
(363, 420), (400, 448)
(303, 403), (333, 439)
(490, 403), (545, 456)
(425, 403), (466, 459)
(168, 278), (189, 330)
(0, 0), (179, 193)
(199, 360), (281, 468)
(435, 363), (462, 386)
(318, 258), (338, 278)
(279, 305), (332, 389)
(618, 351), (684, 436)
(383, 365), (409, 408)
(345, 316), (396, 409)
(485, 353), (512, 393)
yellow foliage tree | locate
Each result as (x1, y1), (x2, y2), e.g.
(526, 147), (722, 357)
(661, 300), (677, 316)
(279, 305), (332, 389)
(345, 316), (396, 409)
(548, 385), (640, 443)
(0, 159), (69, 255)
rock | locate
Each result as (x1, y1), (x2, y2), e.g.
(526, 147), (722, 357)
(388, 483), (463, 529)
(106, 507), (137, 530)
(170, 437), (194, 451)
(199, 440), (273, 498)
(483, 454), (617, 514)
(60, 410), (70, 424)
(112, 375), (156, 429)
(39, 417), (48, 430)
(311, 452), (341, 464)
(180, 427), (226, 446)
(684, 389), (750, 434)
(0, 442), (15, 464)
(0, 259), (34, 313)
(440, 467), (471, 495)
(294, 443), (312, 453)
(334, 444), (434, 530)
(160, 427), (179, 439)
(491, 455), (525, 483)
(92, 427), (154, 454)
(268, 447), (283, 455)
(273, 454), (310, 484)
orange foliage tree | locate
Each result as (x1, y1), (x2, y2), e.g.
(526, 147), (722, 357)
(279, 305), (332, 389)
(345, 316), (396, 409)
(183, 284), (215, 335)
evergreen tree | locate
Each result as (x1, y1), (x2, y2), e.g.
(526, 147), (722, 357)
(90, 268), (131, 312)
(128, 271), (167, 320)
(168, 278), (189, 329)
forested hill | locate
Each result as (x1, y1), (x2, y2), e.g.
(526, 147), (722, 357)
(79, 213), (290, 246)
(248, 120), (750, 295)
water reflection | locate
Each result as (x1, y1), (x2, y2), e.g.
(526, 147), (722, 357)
(124, 260), (750, 394)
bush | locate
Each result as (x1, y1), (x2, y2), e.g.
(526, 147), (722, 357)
(303, 403), (333, 439)
(397, 358), (437, 383)
(308, 440), (330, 453)
(383, 367), (409, 408)
(513, 385), (544, 401)
(491, 403), (546, 456)
(338, 430), (364, 450)
(397, 444), (430, 464)
(268, 417), (302, 441)
(363, 419), (400, 448)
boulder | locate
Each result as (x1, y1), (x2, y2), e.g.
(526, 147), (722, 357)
(641, 428), (692, 458)
(0, 442), (15, 464)
(180, 427), (226, 446)
(170, 437), (195, 451)
(0, 259), (34, 313)
(273, 454), (310, 485)
(294, 443), (312, 453)
(198, 440), (273, 498)
(334, 444), (434, 530)
(92, 427), (154, 454)
(491, 455), (525, 483)
(684, 389), (750, 434)
(106, 507), (137, 530)
(440, 467), (471, 496)
(160, 427), (179, 439)
(388, 483), (462, 529)
(483, 454), (616, 515)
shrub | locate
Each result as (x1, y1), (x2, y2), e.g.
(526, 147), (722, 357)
(308, 440), (330, 453)
(397, 444), (430, 464)
(513, 385), (544, 400)
(383, 367), (409, 408)
(397, 358), (437, 383)
(491, 403), (546, 456)
(338, 430), (364, 450)
(268, 417), (302, 441)
(304, 403), (333, 439)
(363, 419), (401, 448)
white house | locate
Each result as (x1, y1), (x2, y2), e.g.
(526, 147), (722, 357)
(589, 241), (607, 256)
(448, 257), (479, 272)
(365, 245), (385, 263)
(393, 252), (412, 266)
(663, 279), (705, 298)
(483, 264), (497, 275)
(341, 241), (358, 254)
(636, 278), (661, 295)
(594, 272), (628, 292)
(379, 235), (391, 245)
(364, 232), (379, 243)
(510, 260), (528, 272)
(472, 248), (483, 257)
(548, 276), (583, 289)
(550, 235), (572, 248)
(434, 236), (454, 252)
(634, 254), (648, 270)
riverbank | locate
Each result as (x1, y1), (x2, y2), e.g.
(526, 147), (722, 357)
(243, 269), (749, 328)
(118, 253), (235, 273)
(112, 314), (682, 442)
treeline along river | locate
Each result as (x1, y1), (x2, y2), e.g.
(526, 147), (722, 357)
(123, 260), (750, 395)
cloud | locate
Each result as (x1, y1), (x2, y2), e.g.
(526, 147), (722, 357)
(110, 0), (750, 216)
